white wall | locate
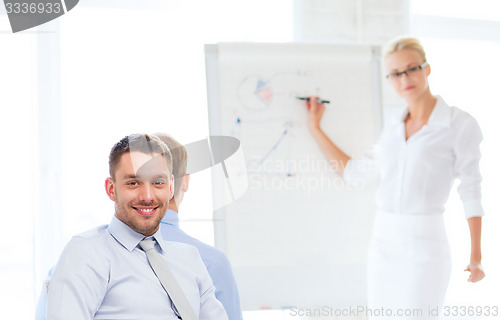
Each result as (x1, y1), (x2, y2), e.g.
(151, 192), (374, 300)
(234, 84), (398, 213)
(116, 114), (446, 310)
(294, 0), (410, 113)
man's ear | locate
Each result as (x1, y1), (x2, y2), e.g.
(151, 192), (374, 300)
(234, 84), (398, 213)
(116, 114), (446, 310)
(169, 176), (175, 200)
(181, 174), (190, 192)
(105, 177), (117, 201)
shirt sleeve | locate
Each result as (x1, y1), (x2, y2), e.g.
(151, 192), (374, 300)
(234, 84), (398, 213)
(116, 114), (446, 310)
(207, 254), (243, 320)
(34, 268), (53, 320)
(342, 122), (392, 187)
(343, 130), (386, 188)
(195, 253), (229, 320)
(34, 287), (47, 320)
(342, 143), (381, 188)
(454, 115), (485, 219)
(46, 237), (108, 320)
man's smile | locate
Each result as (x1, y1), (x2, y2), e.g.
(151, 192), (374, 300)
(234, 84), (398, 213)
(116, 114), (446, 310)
(133, 206), (158, 216)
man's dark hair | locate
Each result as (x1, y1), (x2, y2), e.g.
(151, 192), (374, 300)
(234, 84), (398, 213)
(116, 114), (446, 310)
(108, 133), (173, 180)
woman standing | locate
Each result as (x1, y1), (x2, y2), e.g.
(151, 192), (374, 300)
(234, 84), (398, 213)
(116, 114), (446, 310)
(304, 36), (485, 318)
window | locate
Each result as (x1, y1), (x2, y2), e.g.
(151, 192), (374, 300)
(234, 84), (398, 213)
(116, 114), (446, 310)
(0, 15), (36, 319)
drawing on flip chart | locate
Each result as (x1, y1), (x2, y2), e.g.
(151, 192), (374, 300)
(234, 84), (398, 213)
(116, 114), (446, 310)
(232, 116), (297, 177)
(225, 67), (338, 179)
(236, 70), (319, 112)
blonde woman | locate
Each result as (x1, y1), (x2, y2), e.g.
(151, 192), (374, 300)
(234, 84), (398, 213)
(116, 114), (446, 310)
(304, 36), (485, 318)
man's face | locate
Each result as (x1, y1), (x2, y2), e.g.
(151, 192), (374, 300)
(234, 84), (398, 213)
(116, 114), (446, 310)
(105, 152), (173, 236)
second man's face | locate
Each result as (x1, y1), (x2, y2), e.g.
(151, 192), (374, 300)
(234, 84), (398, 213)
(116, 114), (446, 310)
(105, 151), (173, 236)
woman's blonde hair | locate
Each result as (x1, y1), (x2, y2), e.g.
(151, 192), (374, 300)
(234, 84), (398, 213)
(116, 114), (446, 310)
(383, 36), (427, 62)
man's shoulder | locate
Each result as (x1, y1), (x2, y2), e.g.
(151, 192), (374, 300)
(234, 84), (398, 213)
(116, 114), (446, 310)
(161, 239), (200, 256)
(53, 225), (112, 271)
(159, 240), (207, 269)
(160, 224), (232, 272)
(75, 224), (109, 239)
(172, 233), (227, 261)
(161, 226), (227, 259)
(73, 224), (109, 241)
(65, 225), (111, 250)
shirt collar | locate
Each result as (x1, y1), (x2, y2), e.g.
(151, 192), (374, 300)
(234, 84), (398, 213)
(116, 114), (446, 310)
(399, 95), (451, 128)
(160, 209), (180, 228)
(108, 215), (168, 253)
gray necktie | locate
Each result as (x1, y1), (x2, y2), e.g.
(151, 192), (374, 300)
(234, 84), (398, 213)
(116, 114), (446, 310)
(139, 239), (197, 320)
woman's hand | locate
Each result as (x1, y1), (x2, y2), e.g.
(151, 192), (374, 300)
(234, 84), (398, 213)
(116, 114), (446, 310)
(465, 262), (485, 282)
(305, 96), (326, 132)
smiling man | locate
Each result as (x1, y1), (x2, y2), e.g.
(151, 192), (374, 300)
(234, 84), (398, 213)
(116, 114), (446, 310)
(106, 150), (170, 237)
(46, 134), (228, 320)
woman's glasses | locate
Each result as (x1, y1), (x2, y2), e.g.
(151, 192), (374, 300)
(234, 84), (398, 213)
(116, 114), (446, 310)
(386, 62), (428, 80)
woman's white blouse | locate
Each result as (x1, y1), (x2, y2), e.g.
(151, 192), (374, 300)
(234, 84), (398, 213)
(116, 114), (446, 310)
(343, 96), (484, 219)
